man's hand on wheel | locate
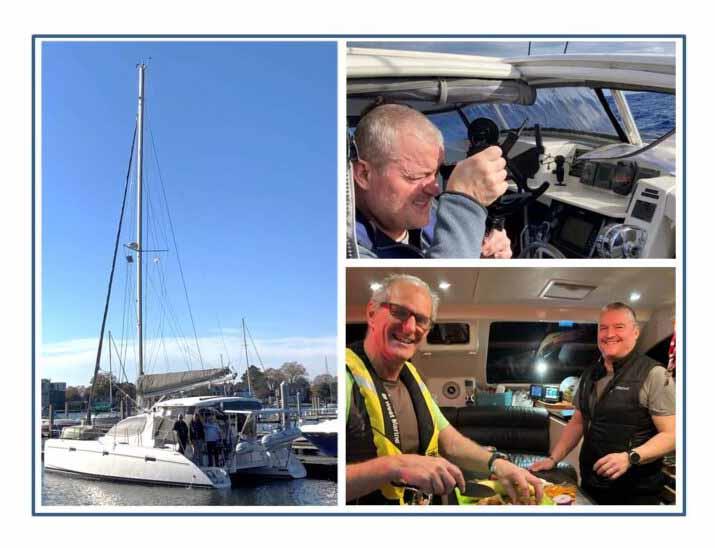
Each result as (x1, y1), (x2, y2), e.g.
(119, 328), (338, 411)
(481, 229), (512, 258)
(446, 146), (508, 207)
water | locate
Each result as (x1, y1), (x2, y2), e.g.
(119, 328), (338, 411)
(42, 469), (336, 507)
(607, 91), (675, 140)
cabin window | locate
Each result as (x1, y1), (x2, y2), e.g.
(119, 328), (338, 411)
(220, 400), (262, 412)
(152, 416), (177, 446)
(426, 323), (470, 345)
(105, 416), (146, 442)
(430, 86), (620, 159)
(604, 90), (675, 142)
(346, 323), (368, 346)
(486, 321), (599, 384)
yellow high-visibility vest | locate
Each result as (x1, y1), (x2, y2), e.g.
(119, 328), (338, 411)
(346, 348), (440, 504)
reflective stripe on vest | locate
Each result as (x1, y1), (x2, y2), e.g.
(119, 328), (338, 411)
(346, 348), (440, 504)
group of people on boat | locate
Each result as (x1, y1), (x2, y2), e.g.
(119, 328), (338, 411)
(173, 412), (234, 468)
(345, 274), (675, 505)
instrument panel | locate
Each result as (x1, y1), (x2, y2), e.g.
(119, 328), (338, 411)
(572, 160), (660, 196)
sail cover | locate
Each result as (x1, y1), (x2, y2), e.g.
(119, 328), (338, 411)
(137, 368), (234, 397)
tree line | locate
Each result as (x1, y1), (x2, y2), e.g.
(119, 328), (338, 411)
(64, 361), (337, 406)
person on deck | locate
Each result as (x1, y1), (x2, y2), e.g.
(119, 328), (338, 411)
(172, 413), (189, 455)
(204, 415), (223, 467)
(189, 413), (205, 466)
(346, 274), (542, 505)
(530, 303), (675, 505)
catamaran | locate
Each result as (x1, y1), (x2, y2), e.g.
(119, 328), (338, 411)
(43, 64), (306, 488)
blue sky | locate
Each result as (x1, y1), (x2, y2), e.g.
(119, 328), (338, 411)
(41, 41), (337, 385)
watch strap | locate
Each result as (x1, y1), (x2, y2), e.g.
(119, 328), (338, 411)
(488, 451), (510, 474)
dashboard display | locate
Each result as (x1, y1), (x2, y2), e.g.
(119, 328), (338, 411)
(560, 215), (595, 249)
(580, 161), (597, 185)
(612, 162), (637, 195)
(632, 200), (657, 223)
(593, 163), (614, 189)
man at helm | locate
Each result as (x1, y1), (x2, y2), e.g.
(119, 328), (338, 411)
(530, 303), (675, 504)
(346, 274), (542, 504)
(350, 104), (511, 259)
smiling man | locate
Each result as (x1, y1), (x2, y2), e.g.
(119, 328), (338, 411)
(530, 302), (675, 505)
(346, 274), (542, 505)
(351, 104), (511, 258)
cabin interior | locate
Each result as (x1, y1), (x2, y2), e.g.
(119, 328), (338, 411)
(346, 266), (676, 504)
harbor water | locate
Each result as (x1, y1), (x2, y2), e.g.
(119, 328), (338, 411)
(42, 468), (336, 506)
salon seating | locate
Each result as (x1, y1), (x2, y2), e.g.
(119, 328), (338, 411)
(440, 405), (578, 484)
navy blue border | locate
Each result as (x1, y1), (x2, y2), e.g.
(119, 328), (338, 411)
(32, 33), (686, 517)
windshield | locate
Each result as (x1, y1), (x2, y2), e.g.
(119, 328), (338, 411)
(605, 91), (675, 142)
(430, 87), (619, 156)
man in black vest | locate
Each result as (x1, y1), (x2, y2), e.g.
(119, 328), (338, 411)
(530, 302), (675, 504)
(346, 274), (543, 504)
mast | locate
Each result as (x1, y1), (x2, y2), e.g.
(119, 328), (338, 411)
(325, 355), (333, 403)
(242, 318), (254, 395)
(136, 64), (146, 380)
(108, 330), (113, 409)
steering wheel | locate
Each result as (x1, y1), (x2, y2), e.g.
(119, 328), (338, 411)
(441, 117), (550, 228)
(518, 241), (566, 259)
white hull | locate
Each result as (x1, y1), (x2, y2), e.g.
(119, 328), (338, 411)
(234, 445), (306, 479)
(44, 438), (230, 488)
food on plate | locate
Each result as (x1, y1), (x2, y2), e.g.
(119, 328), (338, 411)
(553, 494), (574, 505)
(544, 483), (578, 499)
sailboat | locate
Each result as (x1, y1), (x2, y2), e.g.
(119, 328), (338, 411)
(43, 64), (305, 488)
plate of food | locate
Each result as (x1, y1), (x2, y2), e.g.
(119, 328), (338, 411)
(455, 480), (555, 506)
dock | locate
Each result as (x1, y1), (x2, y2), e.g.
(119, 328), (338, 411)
(293, 437), (337, 481)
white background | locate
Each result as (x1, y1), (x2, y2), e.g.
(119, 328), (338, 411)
(1, 0), (710, 545)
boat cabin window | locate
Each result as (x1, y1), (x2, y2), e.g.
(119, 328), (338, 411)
(430, 87), (621, 159)
(605, 90), (675, 142)
(152, 416), (177, 446)
(346, 323), (368, 346)
(486, 321), (599, 384)
(106, 416), (146, 442)
(426, 323), (470, 345)
(219, 400), (262, 412)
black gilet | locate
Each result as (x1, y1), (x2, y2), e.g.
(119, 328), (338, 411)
(578, 350), (664, 493)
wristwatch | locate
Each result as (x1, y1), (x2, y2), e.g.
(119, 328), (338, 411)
(488, 451), (510, 474)
(628, 450), (641, 466)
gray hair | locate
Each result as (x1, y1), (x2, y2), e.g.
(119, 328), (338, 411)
(354, 104), (444, 170)
(600, 302), (638, 325)
(369, 274), (439, 322)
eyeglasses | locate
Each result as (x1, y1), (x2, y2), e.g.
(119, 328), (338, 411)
(380, 302), (432, 330)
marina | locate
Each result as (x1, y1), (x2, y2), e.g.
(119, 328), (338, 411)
(39, 43), (338, 509)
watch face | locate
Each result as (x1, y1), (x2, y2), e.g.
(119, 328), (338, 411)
(629, 451), (641, 465)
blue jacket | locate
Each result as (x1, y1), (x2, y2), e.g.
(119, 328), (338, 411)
(354, 192), (487, 258)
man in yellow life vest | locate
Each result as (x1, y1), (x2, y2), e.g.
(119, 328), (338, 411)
(346, 274), (544, 505)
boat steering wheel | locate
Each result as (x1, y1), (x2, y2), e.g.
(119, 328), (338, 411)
(440, 117), (550, 230)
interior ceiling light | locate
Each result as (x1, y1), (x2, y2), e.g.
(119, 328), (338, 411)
(539, 280), (597, 301)
(629, 291), (641, 302)
(438, 281), (451, 290)
(369, 283), (382, 292)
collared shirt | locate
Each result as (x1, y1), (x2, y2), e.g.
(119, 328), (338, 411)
(573, 351), (675, 418)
